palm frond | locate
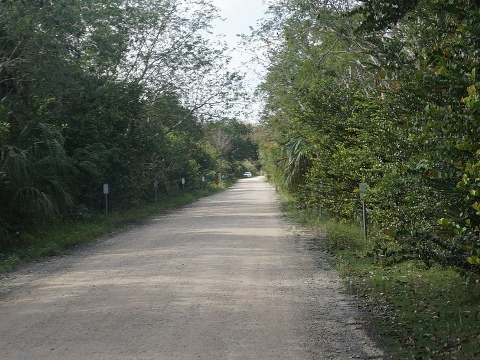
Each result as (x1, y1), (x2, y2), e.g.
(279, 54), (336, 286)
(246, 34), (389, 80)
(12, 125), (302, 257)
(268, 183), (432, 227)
(0, 121), (74, 228)
(283, 137), (312, 189)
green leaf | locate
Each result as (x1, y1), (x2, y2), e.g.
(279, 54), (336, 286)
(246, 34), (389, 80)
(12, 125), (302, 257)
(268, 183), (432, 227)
(467, 256), (480, 264)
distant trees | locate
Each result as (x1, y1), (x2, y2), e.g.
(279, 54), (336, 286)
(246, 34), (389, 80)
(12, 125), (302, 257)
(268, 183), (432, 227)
(0, 0), (256, 242)
(255, 0), (480, 277)
(204, 118), (259, 176)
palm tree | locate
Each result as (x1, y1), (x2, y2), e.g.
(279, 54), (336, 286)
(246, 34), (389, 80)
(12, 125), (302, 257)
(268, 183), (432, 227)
(280, 137), (312, 190)
(0, 121), (74, 242)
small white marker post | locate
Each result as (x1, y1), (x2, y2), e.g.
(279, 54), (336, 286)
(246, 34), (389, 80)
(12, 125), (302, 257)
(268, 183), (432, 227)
(154, 180), (158, 203)
(318, 182), (323, 217)
(103, 183), (109, 219)
(181, 177), (185, 193)
(359, 183), (367, 244)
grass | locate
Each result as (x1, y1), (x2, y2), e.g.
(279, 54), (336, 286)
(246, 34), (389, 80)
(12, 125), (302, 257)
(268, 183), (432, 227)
(0, 183), (231, 274)
(280, 195), (480, 360)
(3, 183), (480, 359)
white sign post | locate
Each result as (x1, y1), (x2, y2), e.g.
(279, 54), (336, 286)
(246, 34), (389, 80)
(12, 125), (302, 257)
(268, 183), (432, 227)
(103, 184), (109, 219)
(318, 182), (323, 217)
(359, 183), (367, 244)
(154, 180), (158, 203)
(181, 177), (185, 193)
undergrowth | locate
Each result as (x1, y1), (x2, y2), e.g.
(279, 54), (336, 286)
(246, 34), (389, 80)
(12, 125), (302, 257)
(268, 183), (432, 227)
(280, 194), (480, 360)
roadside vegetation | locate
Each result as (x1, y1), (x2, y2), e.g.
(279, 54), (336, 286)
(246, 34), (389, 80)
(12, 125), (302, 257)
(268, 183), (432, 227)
(0, 181), (234, 274)
(2, 0), (480, 356)
(280, 195), (480, 359)
(251, 2), (480, 355)
(253, 0), (480, 280)
(0, 0), (259, 268)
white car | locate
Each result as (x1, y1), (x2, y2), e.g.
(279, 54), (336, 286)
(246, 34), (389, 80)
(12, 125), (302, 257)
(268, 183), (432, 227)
(243, 171), (252, 178)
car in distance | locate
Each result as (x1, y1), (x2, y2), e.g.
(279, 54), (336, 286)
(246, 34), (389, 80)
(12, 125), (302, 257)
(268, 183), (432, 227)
(243, 171), (252, 178)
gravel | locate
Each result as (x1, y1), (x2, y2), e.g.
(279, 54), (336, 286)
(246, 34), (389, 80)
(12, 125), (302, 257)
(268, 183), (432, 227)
(0, 177), (384, 359)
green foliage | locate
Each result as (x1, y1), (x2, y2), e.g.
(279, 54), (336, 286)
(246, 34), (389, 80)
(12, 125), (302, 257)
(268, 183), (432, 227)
(280, 189), (480, 359)
(204, 118), (259, 176)
(0, 0), (254, 243)
(256, 0), (480, 277)
(344, 258), (480, 359)
(0, 182), (231, 275)
(0, 122), (74, 237)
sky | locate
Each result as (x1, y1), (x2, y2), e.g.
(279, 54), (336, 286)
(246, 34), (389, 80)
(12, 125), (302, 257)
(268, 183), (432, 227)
(209, 0), (269, 122)
(210, 0), (267, 64)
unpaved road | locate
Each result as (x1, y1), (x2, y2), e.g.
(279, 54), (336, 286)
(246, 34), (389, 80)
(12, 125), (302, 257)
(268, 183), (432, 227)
(0, 177), (384, 359)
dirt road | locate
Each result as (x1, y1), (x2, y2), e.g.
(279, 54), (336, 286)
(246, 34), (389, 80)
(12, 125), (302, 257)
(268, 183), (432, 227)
(0, 177), (384, 359)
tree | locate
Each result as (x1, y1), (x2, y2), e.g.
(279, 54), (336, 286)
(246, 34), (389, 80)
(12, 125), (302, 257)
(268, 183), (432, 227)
(204, 119), (259, 176)
(254, 0), (480, 277)
(351, 0), (480, 275)
(0, 121), (74, 239)
(117, 0), (246, 122)
(0, 0), (251, 242)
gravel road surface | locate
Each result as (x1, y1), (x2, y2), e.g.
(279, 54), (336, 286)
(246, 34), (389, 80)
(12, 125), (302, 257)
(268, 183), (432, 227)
(0, 177), (384, 359)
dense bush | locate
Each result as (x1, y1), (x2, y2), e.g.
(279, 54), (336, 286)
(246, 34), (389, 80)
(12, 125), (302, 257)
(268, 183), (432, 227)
(255, 0), (480, 278)
(0, 0), (258, 242)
